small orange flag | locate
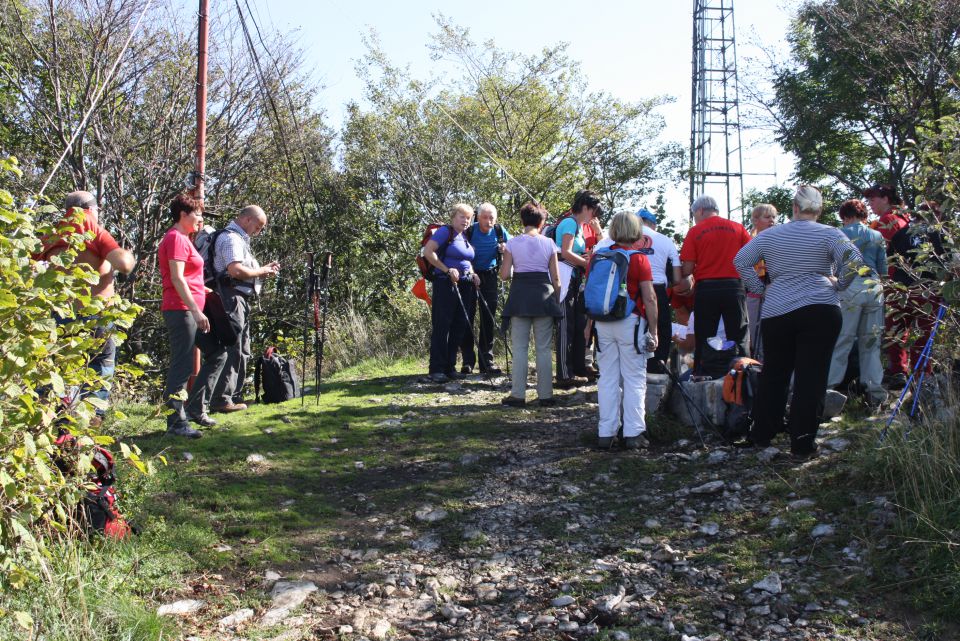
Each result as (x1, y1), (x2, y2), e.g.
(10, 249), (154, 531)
(411, 277), (432, 307)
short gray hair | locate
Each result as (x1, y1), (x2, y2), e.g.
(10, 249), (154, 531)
(793, 185), (823, 214)
(691, 195), (719, 215)
(65, 190), (97, 211)
(477, 202), (497, 217)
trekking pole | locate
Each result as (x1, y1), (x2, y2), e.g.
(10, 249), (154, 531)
(314, 251), (333, 406)
(452, 278), (482, 356)
(301, 252), (314, 406)
(476, 281), (513, 375)
(655, 358), (711, 447)
(880, 303), (947, 442)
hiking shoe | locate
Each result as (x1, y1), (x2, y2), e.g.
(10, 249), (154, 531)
(623, 434), (650, 450)
(213, 402), (248, 413)
(883, 372), (908, 389)
(445, 370), (465, 380)
(167, 424), (203, 439)
(460, 365), (473, 374)
(597, 436), (615, 450)
(428, 372), (449, 383)
(556, 377), (587, 389)
(188, 413), (217, 427)
(501, 396), (526, 407)
(482, 366), (503, 376)
(791, 444), (819, 461)
(537, 397), (556, 407)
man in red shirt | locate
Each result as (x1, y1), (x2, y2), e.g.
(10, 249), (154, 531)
(37, 191), (136, 425)
(865, 184), (937, 388)
(680, 195), (752, 374)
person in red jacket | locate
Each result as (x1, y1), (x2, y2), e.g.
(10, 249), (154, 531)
(680, 195), (752, 374)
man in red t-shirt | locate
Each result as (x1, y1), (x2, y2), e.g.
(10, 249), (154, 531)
(37, 191), (136, 425)
(680, 195), (752, 373)
(865, 184), (937, 387)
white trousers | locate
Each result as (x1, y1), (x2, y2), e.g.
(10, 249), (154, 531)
(596, 315), (648, 438)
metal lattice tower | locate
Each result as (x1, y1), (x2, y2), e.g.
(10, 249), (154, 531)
(689, 0), (744, 220)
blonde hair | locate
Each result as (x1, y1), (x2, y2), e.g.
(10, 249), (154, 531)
(609, 211), (642, 244)
(751, 203), (777, 221)
(793, 185), (823, 215)
(449, 203), (474, 221)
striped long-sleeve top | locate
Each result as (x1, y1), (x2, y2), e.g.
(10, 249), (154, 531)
(733, 219), (863, 320)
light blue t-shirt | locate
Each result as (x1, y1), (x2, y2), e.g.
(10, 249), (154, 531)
(841, 222), (886, 276)
(554, 217), (585, 255)
(467, 223), (511, 271)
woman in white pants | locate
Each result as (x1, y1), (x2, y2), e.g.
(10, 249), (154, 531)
(593, 212), (659, 450)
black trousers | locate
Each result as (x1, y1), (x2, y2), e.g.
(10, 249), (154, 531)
(693, 278), (748, 371)
(647, 283), (672, 372)
(555, 270), (589, 380)
(460, 269), (499, 371)
(430, 277), (476, 375)
(752, 304), (842, 455)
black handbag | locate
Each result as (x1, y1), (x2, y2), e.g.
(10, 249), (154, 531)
(202, 290), (242, 347)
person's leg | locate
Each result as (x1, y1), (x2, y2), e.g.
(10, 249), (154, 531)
(788, 305), (842, 455)
(477, 272), (499, 371)
(212, 293), (248, 408)
(233, 298), (252, 403)
(163, 310), (198, 431)
(429, 280), (456, 374)
(510, 316), (531, 399)
(595, 322), (622, 438)
(828, 285), (862, 388)
(618, 318), (648, 437)
(87, 326), (116, 419)
(907, 292), (939, 374)
(446, 281), (474, 374)
(187, 331), (228, 419)
(885, 290), (909, 377)
(571, 289), (590, 377)
(648, 284), (671, 372)
(746, 295), (761, 359)
(555, 290), (575, 381)
(751, 312), (795, 445)
(459, 282), (478, 371)
(719, 282), (748, 357)
(533, 316), (555, 400)
(859, 287), (887, 403)
(693, 281), (723, 372)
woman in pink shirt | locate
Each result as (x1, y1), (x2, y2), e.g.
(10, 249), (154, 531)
(158, 193), (209, 438)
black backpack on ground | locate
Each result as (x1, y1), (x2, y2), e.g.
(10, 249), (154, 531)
(255, 347), (301, 403)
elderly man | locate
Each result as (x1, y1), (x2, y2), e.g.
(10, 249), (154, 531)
(36, 190), (136, 425)
(680, 195), (752, 375)
(189, 205), (279, 420)
(460, 202), (510, 375)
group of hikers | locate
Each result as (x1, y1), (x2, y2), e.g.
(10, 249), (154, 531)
(423, 185), (947, 457)
(39, 191), (278, 440)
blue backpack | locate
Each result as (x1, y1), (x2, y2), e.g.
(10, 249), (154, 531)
(583, 248), (641, 321)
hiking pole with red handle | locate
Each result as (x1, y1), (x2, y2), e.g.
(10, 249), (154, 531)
(314, 251), (333, 405)
(301, 251), (315, 406)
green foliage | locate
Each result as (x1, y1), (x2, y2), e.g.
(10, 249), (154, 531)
(769, 0), (960, 195)
(0, 160), (143, 612)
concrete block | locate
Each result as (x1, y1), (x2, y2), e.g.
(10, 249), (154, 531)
(671, 379), (727, 427)
(645, 373), (672, 413)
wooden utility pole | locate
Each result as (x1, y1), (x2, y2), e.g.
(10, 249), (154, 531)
(194, 0), (210, 198)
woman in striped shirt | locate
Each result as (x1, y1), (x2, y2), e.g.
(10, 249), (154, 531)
(733, 186), (862, 457)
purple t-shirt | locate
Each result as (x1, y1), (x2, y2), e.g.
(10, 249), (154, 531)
(506, 233), (557, 273)
(430, 225), (475, 276)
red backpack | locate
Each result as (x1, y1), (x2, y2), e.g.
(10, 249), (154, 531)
(55, 432), (134, 539)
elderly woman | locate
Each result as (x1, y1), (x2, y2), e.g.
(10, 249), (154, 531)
(554, 190), (603, 388)
(423, 203), (480, 383)
(733, 186), (862, 458)
(746, 203), (777, 358)
(593, 211), (658, 450)
(499, 202), (563, 406)
(158, 193), (210, 439)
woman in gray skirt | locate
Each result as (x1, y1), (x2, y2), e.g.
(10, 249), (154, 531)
(499, 202), (563, 406)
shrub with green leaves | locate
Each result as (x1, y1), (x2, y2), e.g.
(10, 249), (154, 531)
(0, 158), (144, 627)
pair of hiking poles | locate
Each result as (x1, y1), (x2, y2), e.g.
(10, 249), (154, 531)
(450, 277), (512, 377)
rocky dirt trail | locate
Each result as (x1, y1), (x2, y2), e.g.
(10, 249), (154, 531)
(183, 374), (915, 641)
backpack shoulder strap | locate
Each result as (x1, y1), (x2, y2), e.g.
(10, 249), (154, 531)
(494, 223), (505, 244)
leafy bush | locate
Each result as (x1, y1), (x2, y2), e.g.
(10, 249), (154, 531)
(0, 159), (144, 630)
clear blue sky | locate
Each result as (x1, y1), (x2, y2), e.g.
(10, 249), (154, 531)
(237, 0), (801, 222)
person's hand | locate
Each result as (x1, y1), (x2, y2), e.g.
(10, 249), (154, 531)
(471, 273), (481, 287)
(448, 267), (460, 283)
(498, 243), (506, 255)
(643, 332), (658, 353)
(261, 261), (280, 277)
(192, 308), (210, 333)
